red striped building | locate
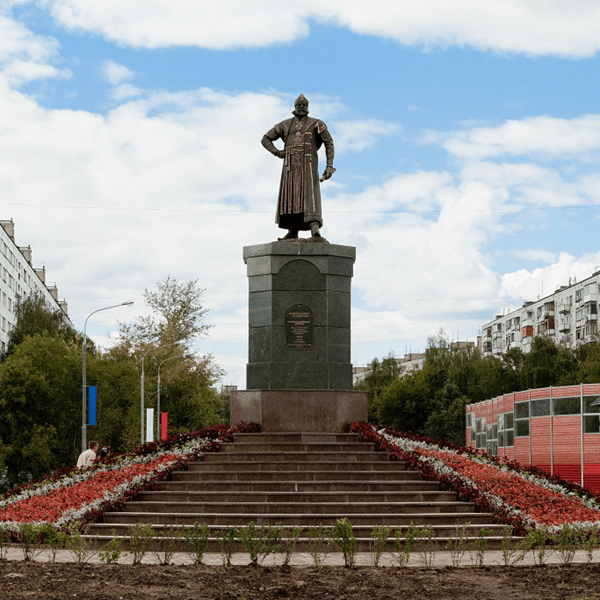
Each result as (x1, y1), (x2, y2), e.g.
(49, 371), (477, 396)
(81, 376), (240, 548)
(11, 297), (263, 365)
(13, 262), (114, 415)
(466, 384), (600, 493)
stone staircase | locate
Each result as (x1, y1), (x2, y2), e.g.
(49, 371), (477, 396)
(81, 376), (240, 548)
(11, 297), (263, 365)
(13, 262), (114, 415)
(84, 432), (508, 551)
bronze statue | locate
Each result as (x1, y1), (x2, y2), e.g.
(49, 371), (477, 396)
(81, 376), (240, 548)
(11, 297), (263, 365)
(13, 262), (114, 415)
(262, 94), (335, 240)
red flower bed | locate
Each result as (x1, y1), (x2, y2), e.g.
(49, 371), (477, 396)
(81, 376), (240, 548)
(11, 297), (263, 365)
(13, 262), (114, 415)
(351, 422), (600, 533)
(0, 422), (260, 532)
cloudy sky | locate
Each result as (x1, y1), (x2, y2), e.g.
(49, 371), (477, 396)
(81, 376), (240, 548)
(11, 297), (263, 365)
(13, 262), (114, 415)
(3, 1), (600, 388)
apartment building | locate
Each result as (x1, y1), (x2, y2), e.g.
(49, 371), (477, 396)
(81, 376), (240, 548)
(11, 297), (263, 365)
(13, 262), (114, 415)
(0, 219), (69, 351)
(480, 270), (600, 357)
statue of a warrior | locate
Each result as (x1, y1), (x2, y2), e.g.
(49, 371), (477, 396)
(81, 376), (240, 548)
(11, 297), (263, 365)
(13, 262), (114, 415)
(262, 94), (335, 240)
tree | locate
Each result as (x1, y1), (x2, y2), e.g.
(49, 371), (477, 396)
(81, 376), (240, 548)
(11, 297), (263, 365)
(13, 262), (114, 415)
(425, 383), (470, 444)
(523, 336), (577, 388)
(118, 276), (210, 350)
(85, 350), (140, 453)
(4, 292), (77, 357)
(0, 335), (81, 489)
(115, 277), (225, 435)
(354, 353), (403, 420)
(574, 342), (600, 383)
(372, 369), (431, 433)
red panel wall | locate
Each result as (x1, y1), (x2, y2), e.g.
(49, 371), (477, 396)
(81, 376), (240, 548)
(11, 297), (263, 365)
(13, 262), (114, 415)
(466, 385), (600, 493)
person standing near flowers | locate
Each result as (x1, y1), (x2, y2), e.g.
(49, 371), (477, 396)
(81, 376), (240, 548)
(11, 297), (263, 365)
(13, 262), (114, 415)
(76, 440), (98, 468)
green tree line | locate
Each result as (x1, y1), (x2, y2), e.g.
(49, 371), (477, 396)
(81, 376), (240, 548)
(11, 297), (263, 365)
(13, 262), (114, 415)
(356, 330), (600, 444)
(0, 277), (227, 492)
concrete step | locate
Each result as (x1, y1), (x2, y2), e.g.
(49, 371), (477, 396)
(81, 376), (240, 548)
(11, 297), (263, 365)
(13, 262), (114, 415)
(135, 490), (457, 503)
(201, 452), (392, 463)
(118, 501), (474, 515)
(232, 432), (362, 444)
(156, 480), (440, 492)
(98, 511), (496, 527)
(86, 521), (506, 539)
(172, 469), (417, 482)
(221, 442), (375, 453)
(186, 461), (406, 472)
(83, 532), (515, 552)
(84, 521), (510, 552)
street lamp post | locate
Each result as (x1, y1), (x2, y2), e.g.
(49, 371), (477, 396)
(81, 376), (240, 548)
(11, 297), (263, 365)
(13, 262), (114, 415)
(82, 301), (134, 452)
(140, 340), (183, 445)
(156, 354), (184, 440)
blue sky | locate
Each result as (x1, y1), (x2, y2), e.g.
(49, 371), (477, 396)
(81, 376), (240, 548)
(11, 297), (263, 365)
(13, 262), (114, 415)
(3, 1), (600, 387)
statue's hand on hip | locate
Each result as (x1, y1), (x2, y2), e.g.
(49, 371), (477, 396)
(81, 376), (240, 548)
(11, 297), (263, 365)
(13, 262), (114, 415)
(275, 149), (285, 159)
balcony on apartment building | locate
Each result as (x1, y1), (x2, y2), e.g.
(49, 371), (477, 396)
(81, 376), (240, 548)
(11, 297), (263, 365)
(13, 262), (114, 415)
(558, 318), (571, 333)
(558, 302), (572, 314)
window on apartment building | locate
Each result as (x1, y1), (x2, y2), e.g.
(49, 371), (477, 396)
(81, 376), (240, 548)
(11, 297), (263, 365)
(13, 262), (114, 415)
(576, 289), (583, 302)
(1, 317), (5, 332)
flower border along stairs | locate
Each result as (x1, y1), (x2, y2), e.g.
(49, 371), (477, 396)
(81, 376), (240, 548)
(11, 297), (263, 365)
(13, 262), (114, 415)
(84, 428), (507, 551)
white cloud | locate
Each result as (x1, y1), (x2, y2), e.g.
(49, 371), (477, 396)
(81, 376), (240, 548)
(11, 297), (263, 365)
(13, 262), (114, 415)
(334, 119), (399, 152)
(40, 1), (600, 56)
(110, 83), (143, 101)
(0, 11), (69, 84)
(513, 249), (557, 263)
(102, 60), (135, 85)
(438, 115), (600, 160)
(500, 252), (600, 303)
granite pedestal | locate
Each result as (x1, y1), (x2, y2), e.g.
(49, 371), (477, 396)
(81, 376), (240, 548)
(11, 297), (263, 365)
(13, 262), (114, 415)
(231, 240), (367, 432)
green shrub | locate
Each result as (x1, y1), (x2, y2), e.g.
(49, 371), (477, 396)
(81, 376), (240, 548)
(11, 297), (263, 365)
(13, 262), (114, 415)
(98, 530), (123, 564)
(183, 522), (210, 565)
(331, 518), (357, 568)
(129, 523), (155, 565)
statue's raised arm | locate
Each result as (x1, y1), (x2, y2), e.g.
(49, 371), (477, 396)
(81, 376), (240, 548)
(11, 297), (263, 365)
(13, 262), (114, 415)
(262, 94), (335, 240)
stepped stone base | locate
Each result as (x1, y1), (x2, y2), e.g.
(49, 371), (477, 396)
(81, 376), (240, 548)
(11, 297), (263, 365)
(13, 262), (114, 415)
(84, 431), (512, 552)
(230, 389), (367, 432)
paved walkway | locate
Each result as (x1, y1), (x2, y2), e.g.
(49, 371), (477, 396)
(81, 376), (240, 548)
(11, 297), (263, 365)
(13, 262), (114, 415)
(2, 548), (598, 567)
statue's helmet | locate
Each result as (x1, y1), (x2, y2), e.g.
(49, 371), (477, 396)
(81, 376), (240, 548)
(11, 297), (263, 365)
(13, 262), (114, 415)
(294, 94), (309, 107)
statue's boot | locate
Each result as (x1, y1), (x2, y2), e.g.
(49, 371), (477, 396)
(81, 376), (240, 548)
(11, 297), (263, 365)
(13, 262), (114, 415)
(310, 223), (321, 237)
(278, 229), (298, 240)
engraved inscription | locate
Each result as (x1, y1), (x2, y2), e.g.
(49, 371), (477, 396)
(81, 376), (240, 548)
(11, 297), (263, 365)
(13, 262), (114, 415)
(285, 304), (313, 350)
